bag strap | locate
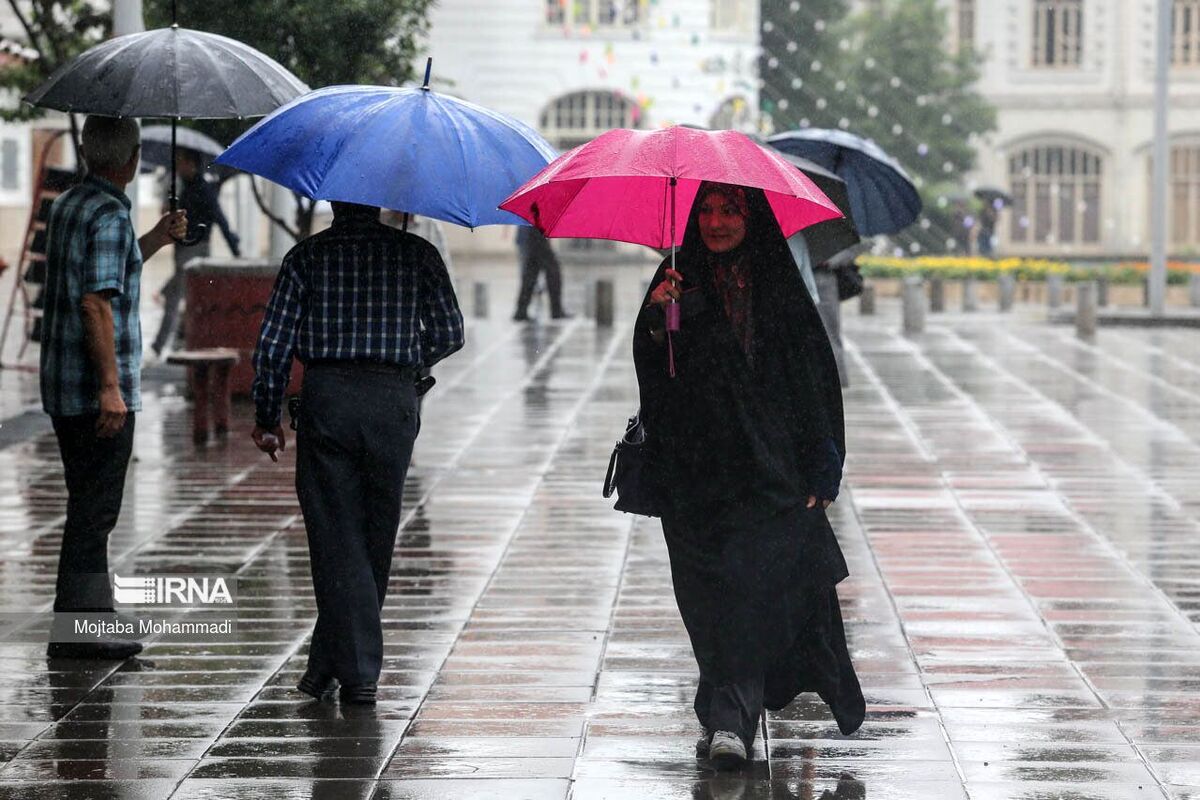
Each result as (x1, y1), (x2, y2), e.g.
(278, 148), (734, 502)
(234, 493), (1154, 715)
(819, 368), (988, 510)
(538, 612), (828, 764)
(602, 444), (620, 499)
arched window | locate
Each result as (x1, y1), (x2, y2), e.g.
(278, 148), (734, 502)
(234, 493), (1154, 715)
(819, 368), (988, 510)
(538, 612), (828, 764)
(539, 90), (640, 150)
(544, 0), (645, 29)
(1032, 0), (1084, 67)
(1009, 143), (1103, 247)
(1150, 141), (1200, 248)
(709, 96), (754, 132)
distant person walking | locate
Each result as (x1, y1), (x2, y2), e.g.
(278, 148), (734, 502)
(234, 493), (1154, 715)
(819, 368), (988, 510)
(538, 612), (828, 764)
(150, 149), (240, 357)
(40, 116), (186, 659)
(251, 201), (464, 705)
(513, 226), (570, 321)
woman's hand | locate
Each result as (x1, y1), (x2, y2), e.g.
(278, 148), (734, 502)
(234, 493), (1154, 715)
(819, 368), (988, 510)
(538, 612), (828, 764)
(807, 495), (833, 509)
(649, 268), (684, 308)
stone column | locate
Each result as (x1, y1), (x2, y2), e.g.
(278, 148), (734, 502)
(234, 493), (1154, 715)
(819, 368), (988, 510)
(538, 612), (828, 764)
(902, 276), (926, 335)
(998, 274), (1016, 312)
(859, 284), (876, 316)
(962, 277), (978, 312)
(595, 280), (614, 327)
(1076, 281), (1098, 340)
(472, 281), (489, 319)
(929, 277), (945, 312)
(1047, 275), (1064, 309)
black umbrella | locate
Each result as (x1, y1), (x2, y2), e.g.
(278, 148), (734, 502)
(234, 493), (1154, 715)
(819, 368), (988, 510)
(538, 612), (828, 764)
(974, 187), (1014, 208)
(25, 9), (307, 243)
(775, 152), (860, 265)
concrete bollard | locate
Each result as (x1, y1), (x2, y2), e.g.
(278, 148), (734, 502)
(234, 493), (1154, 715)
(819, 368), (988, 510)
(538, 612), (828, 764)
(859, 283), (876, 316)
(472, 281), (489, 319)
(595, 280), (614, 327)
(1097, 276), (1109, 308)
(902, 276), (926, 335)
(1190, 273), (1200, 308)
(1076, 280), (1098, 339)
(929, 277), (945, 313)
(961, 277), (978, 312)
(1047, 275), (1064, 309)
(998, 274), (1016, 312)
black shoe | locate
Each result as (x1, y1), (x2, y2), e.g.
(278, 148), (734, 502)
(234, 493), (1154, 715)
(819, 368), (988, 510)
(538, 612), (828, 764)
(550, 310), (574, 320)
(339, 682), (377, 705)
(512, 312), (530, 322)
(296, 669), (336, 700)
(46, 640), (142, 660)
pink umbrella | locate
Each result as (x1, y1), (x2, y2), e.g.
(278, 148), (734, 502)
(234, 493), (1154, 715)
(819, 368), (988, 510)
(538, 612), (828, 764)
(499, 125), (845, 248)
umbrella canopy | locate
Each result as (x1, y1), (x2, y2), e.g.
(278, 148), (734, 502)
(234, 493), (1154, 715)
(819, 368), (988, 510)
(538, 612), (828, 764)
(24, 26), (308, 118)
(216, 84), (558, 228)
(767, 128), (922, 237)
(974, 186), (1014, 208)
(775, 152), (860, 265)
(142, 124), (223, 161)
(500, 126), (844, 248)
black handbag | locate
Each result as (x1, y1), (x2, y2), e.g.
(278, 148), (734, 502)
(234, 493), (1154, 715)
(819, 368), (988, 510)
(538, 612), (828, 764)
(602, 411), (661, 517)
(835, 262), (865, 301)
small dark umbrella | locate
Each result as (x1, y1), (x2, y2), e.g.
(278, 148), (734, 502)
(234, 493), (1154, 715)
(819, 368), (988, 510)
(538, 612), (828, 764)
(775, 152), (860, 265)
(974, 187), (1014, 208)
(767, 128), (922, 236)
(25, 7), (306, 243)
(139, 125), (237, 183)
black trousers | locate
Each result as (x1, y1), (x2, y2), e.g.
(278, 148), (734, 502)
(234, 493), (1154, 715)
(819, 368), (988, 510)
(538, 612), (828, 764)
(515, 254), (564, 317)
(295, 364), (418, 686)
(51, 413), (136, 612)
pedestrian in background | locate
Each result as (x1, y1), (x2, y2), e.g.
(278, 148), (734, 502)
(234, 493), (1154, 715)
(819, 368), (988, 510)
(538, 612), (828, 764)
(634, 182), (864, 770)
(150, 148), (240, 358)
(513, 226), (570, 321)
(40, 115), (186, 659)
(250, 201), (464, 705)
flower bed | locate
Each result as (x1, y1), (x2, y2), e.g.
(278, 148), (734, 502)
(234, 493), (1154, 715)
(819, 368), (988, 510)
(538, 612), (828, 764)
(858, 256), (1200, 285)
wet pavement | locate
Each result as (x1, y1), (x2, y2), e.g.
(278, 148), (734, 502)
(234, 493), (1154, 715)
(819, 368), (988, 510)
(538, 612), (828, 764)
(0, 267), (1196, 799)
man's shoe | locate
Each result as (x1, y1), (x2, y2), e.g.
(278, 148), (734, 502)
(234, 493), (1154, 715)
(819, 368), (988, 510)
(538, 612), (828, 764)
(695, 728), (712, 757)
(46, 640), (142, 660)
(296, 669), (336, 700)
(512, 311), (530, 322)
(550, 310), (574, 320)
(339, 682), (377, 705)
(708, 730), (747, 771)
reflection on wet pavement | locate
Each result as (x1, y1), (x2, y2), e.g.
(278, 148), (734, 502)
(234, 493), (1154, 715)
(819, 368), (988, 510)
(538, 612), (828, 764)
(0, 277), (1193, 797)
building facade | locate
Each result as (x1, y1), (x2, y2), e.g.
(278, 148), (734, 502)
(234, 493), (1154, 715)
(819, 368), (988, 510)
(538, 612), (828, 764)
(421, 0), (760, 254)
(952, 0), (1200, 257)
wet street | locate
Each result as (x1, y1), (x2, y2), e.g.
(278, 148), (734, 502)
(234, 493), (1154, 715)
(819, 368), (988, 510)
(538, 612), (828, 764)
(0, 269), (1197, 800)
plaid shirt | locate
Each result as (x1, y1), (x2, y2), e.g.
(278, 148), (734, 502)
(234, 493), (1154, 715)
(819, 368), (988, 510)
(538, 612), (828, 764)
(40, 175), (143, 417)
(252, 213), (465, 428)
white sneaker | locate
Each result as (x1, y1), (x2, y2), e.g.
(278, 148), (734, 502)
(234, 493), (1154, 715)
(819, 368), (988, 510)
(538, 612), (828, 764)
(708, 730), (747, 770)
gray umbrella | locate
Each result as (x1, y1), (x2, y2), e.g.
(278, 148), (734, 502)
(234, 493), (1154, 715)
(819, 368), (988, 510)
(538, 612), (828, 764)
(25, 22), (307, 242)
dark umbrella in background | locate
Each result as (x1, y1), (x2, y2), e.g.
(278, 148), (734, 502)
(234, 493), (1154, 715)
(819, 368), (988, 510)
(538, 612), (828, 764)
(140, 125), (238, 183)
(774, 152), (860, 265)
(767, 128), (922, 236)
(24, 1), (307, 243)
(974, 186), (1014, 208)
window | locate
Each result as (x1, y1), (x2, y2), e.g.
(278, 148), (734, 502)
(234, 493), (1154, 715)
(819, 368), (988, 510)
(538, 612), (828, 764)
(1150, 142), (1200, 248)
(711, 0), (752, 33)
(957, 0), (976, 52)
(1009, 144), (1103, 247)
(709, 96), (754, 132)
(539, 90), (640, 150)
(1, 138), (19, 191)
(546, 0), (645, 28)
(1032, 0), (1084, 67)
(1174, 0), (1200, 67)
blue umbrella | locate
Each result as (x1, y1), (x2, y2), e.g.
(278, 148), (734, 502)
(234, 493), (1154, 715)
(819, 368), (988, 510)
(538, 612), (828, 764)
(767, 128), (922, 237)
(216, 76), (557, 228)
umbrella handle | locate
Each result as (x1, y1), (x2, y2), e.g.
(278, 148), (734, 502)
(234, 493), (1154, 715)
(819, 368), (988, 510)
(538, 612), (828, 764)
(175, 223), (208, 248)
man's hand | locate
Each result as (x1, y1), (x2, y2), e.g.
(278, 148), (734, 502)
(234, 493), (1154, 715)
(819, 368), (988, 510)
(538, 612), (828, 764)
(139, 210), (188, 260)
(251, 425), (286, 462)
(95, 386), (127, 438)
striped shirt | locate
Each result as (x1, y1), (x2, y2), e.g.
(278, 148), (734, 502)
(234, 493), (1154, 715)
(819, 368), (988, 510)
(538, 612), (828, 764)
(252, 213), (465, 428)
(40, 175), (143, 417)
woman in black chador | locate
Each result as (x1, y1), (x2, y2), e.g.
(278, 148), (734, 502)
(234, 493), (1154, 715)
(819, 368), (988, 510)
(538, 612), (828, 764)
(633, 182), (865, 770)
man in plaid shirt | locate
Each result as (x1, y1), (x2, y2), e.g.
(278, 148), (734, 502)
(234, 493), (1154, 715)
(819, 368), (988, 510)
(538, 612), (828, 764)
(251, 201), (464, 704)
(40, 116), (186, 659)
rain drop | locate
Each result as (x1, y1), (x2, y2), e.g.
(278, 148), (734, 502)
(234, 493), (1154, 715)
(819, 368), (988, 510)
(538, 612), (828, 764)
(816, 98), (828, 109)
(909, 242), (922, 253)
(811, 60), (823, 72)
(838, 118), (849, 128)
(916, 95), (927, 106)
(768, 57), (779, 69)
(778, 99), (790, 110)
(868, 105), (878, 117)
(864, 57), (876, 69)
(945, 238), (956, 250)
(943, 161), (954, 172)
(835, 80), (846, 91)
(763, 21), (775, 33)
(786, 41), (798, 53)
(920, 218), (932, 229)
(791, 77), (804, 89)
(789, 0), (800, 10)
(892, 124), (904, 135)
(890, 76), (902, 87)
(800, 117), (810, 127)
(814, 19), (827, 32)
(942, 113), (953, 125)
(917, 144), (929, 156)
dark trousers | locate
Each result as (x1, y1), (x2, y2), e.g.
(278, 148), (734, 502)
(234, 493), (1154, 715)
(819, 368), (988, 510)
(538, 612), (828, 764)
(50, 413), (136, 612)
(515, 254), (564, 317)
(295, 364), (418, 686)
(696, 676), (764, 748)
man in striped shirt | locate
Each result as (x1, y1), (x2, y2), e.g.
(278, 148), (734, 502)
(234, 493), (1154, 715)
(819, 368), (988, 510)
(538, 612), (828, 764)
(251, 201), (464, 704)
